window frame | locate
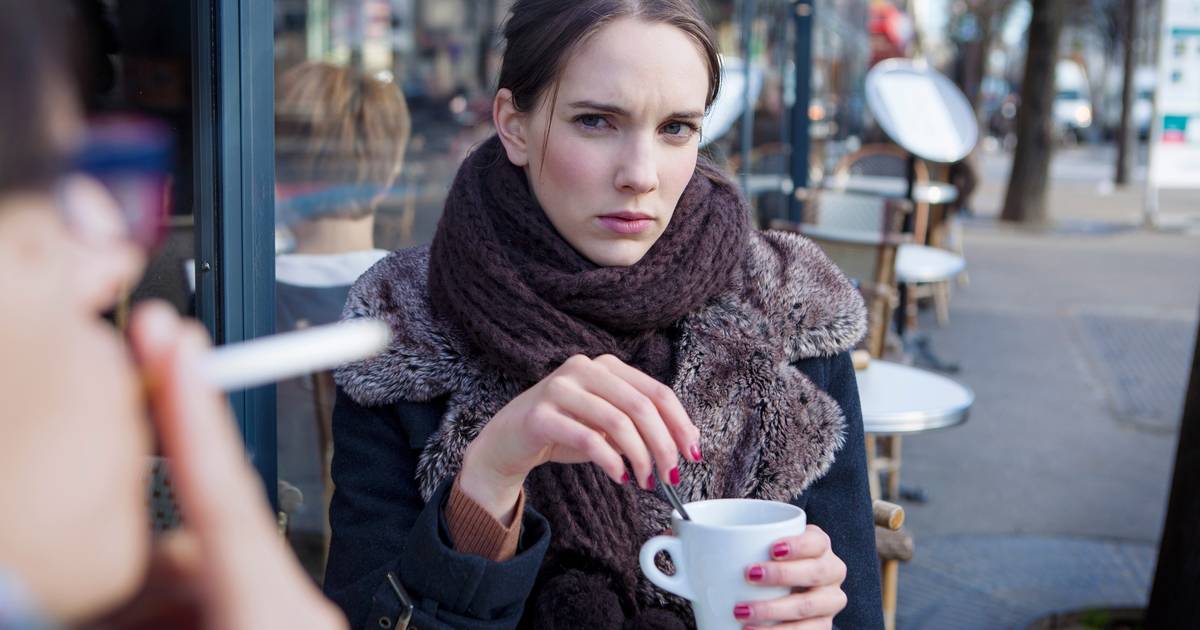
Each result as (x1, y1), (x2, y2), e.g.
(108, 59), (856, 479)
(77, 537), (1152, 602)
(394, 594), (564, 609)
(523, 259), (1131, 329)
(193, 0), (277, 505)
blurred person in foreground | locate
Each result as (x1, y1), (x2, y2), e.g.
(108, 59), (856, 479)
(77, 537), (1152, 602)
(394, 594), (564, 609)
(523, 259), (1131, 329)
(272, 60), (411, 576)
(0, 4), (345, 628)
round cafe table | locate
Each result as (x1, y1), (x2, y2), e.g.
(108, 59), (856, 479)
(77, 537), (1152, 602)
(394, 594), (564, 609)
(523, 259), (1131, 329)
(856, 360), (974, 500)
(857, 360), (974, 435)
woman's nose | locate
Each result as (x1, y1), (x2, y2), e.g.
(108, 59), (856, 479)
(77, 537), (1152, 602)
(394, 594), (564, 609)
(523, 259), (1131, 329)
(614, 138), (659, 196)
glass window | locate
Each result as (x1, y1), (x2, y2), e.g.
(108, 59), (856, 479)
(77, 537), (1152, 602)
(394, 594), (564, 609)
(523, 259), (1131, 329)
(72, 0), (197, 321)
(273, 0), (510, 581)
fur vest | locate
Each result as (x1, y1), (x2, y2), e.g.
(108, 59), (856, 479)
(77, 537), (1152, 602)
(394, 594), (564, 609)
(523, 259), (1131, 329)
(335, 229), (867, 621)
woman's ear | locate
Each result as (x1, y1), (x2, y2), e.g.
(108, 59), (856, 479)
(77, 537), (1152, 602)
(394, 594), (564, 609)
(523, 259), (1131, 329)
(493, 88), (529, 167)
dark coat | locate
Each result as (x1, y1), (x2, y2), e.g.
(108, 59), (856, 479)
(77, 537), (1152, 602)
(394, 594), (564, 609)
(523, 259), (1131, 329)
(323, 231), (884, 629)
(323, 352), (881, 629)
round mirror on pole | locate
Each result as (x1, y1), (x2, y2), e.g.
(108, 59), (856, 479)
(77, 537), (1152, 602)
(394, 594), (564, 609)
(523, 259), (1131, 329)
(864, 58), (978, 164)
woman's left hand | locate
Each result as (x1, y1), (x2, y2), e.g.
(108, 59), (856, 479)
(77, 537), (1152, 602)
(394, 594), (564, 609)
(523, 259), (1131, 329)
(733, 525), (848, 629)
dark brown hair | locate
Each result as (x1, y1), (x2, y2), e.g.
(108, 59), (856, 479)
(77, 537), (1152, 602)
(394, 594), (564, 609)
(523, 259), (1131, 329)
(0, 1), (71, 196)
(275, 62), (411, 220)
(498, 0), (721, 117)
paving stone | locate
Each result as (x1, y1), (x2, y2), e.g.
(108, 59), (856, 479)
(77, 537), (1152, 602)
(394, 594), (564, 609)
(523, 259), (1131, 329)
(1074, 312), (1197, 431)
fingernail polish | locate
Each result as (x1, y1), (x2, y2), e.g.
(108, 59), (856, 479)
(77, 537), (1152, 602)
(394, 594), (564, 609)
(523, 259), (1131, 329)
(772, 542), (789, 559)
(646, 474), (656, 490)
(734, 604), (752, 620)
(747, 565), (764, 581)
(689, 444), (703, 461)
(669, 467), (680, 485)
(621, 471), (630, 484)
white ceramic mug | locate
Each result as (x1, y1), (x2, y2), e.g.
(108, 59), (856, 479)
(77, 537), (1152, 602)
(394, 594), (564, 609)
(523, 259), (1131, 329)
(639, 498), (806, 630)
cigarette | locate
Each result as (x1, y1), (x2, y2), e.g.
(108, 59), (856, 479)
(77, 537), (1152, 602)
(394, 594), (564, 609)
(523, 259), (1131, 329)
(200, 319), (391, 391)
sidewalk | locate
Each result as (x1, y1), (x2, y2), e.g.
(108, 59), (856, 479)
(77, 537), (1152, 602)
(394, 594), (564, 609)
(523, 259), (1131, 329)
(894, 144), (1200, 629)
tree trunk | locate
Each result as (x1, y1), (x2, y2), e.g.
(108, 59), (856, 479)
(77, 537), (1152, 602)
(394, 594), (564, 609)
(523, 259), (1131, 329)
(1001, 0), (1065, 225)
(1114, 0), (1137, 186)
(1146, 313), (1200, 625)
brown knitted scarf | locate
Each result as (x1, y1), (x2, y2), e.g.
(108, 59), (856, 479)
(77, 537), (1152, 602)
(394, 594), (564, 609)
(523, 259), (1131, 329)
(427, 135), (749, 386)
(426, 135), (753, 628)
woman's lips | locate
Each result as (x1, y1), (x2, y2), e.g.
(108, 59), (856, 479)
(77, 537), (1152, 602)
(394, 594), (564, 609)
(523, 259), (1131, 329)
(598, 212), (654, 235)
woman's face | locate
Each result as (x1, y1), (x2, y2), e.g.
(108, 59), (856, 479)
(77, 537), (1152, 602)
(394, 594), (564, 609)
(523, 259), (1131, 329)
(495, 18), (710, 267)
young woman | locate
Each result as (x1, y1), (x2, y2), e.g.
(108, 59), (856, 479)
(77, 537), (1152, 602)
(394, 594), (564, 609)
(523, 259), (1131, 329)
(324, 1), (882, 628)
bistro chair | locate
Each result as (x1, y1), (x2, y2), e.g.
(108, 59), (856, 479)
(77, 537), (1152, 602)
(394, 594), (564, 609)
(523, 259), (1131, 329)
(833, 144), (954, 328)
(873, 499), (911, 630)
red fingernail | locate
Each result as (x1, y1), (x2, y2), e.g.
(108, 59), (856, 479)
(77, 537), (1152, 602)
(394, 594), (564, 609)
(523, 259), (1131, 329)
(689, 444), (703, 461)
(646, 474), (656, 490)
(772, 542), (789, 558)
(669, 467), (680, 485)
(734, 604), (752, 619)
(747, 565), (764, 581)
(621, 471), (630, 484)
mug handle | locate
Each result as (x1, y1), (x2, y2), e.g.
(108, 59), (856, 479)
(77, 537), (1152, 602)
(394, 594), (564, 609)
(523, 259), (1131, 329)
(639, 535), (695, 601)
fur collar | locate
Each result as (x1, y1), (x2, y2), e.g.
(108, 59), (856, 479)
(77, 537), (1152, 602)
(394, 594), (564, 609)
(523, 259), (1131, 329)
(337, 229), (866, 502)
(338, 229), (864, 403)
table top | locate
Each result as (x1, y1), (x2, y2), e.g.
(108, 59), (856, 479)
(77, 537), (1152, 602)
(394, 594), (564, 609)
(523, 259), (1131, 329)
(896, 244), (966, 283)
(824, 175), (959, 204)
(856, 360), (974, 434)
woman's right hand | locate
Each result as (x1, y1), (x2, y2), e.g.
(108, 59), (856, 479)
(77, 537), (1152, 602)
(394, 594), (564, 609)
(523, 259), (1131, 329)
(457, 354), (702, 524)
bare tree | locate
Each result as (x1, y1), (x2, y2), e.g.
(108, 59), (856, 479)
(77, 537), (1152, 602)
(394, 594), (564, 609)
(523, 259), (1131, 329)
(953, 0), (1018, 116)
(947, 0), (1017, 213)
(1001, 0), (1066, 225)
(1114, 0), (1138, 186)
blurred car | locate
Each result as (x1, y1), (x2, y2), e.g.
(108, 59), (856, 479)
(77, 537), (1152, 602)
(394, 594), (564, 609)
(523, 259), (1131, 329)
(1053, 60), (1093, 142)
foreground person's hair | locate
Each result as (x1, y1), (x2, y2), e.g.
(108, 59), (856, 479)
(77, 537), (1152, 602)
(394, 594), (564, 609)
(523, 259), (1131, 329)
(0, 1), (70, 196)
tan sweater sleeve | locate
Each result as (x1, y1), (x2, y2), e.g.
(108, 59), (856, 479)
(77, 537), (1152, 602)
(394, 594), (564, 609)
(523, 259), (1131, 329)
(444, 475), (525, 561)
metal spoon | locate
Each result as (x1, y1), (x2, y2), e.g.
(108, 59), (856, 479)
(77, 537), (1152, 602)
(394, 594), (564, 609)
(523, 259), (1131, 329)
(654, 469), (692, 521)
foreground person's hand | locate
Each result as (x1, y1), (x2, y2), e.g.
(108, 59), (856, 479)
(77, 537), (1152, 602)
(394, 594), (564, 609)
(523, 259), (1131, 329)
(457, 354), (702, 525)
(733, 525), (847, 629)
(95, 302), (346, 630)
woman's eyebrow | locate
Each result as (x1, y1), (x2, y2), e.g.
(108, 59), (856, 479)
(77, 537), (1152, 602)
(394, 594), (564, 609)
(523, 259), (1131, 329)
(568, 100), (630, 115)
(568, 100), (702, 120)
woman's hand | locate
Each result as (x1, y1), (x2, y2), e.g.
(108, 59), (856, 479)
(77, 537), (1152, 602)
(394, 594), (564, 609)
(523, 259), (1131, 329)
(457, 354), (702, 524)
(732, 525), (848, 629)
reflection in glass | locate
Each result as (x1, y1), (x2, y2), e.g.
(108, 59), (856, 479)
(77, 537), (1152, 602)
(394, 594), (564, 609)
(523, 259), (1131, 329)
(274, 59), (411, 578)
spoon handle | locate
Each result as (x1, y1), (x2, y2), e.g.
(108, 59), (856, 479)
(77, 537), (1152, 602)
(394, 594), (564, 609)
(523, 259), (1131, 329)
(656, 471), (692, 521)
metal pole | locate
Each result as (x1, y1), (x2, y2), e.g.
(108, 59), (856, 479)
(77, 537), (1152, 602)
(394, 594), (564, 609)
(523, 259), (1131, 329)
(739, 0), (756, 198)
(789, 0), (814, 223)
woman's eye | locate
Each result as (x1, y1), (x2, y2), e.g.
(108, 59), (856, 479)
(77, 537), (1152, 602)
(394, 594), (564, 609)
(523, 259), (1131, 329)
(663, 121), (697, 139)
(577, 114), (611, 130)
